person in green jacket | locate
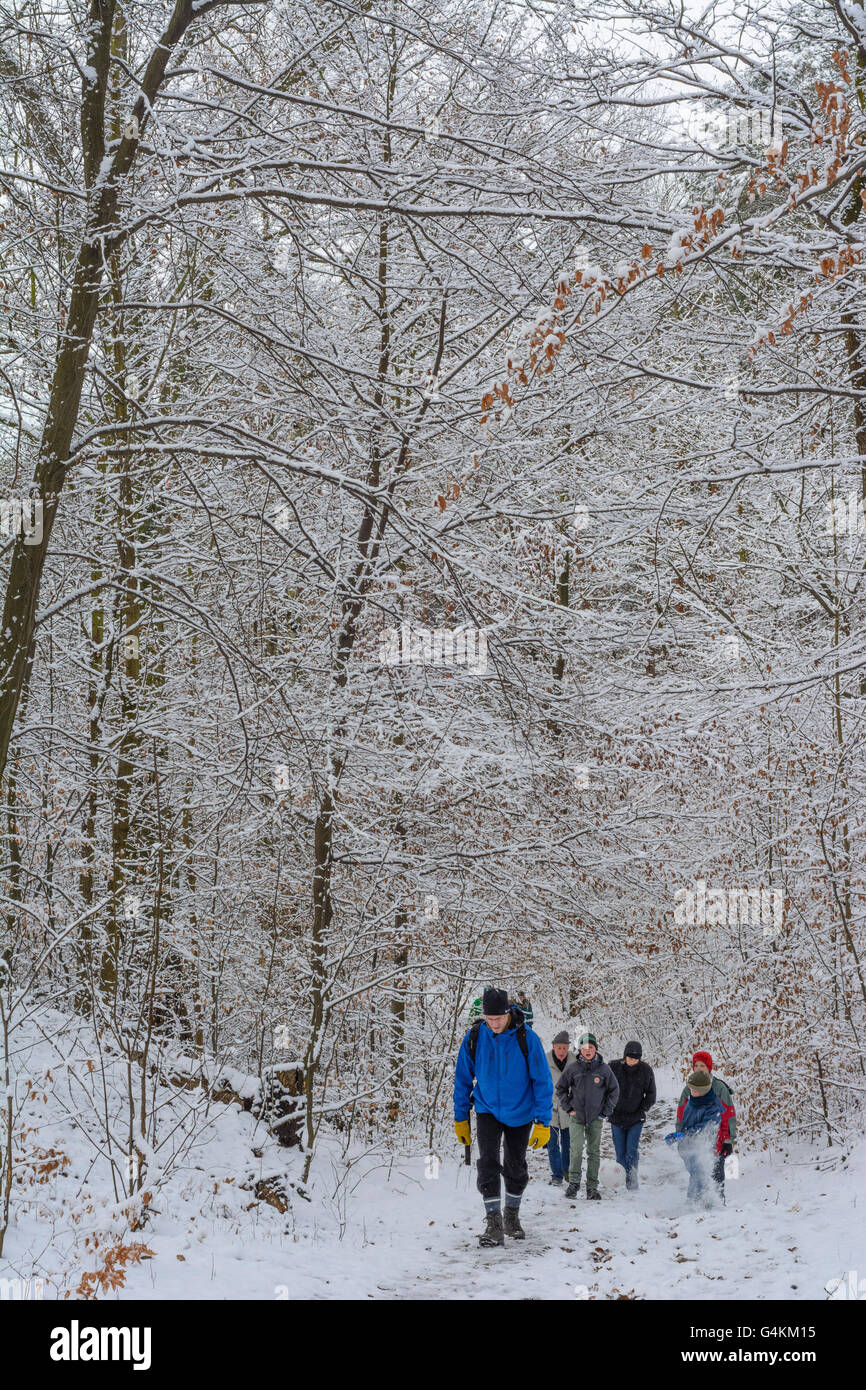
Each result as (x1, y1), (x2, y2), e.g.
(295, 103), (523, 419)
(515, 990), (534, 1029)
(468, 996), (482, 1022)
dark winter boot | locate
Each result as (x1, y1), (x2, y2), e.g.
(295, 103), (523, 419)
(503, 1207), (525, 1239)
(586, 1187), (601, 1200)
(479, 1211), (505, 1247)
(625, 1168), (639, 1191)
(564, 1182), (579, 1199)
(549, 1175), (562, 1185)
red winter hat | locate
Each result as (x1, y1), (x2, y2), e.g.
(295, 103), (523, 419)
(692, 1050), (713, 1071)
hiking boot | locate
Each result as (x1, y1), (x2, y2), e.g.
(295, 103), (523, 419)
(586, 1187), (601, 1200)
(503, 1207), (525, 1239)
(479, 1211), (505, 1247)
(564, 1182), (579, 1199)
(549, 1176), (563, 1185)
(625, 1169), (639, 1192)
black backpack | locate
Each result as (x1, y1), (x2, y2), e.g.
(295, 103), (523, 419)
(467, 1009), (531, 1077)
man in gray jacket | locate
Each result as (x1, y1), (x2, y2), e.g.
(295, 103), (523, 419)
(546, 1031), (577, 1184)
(555, 1032), (619, 1200)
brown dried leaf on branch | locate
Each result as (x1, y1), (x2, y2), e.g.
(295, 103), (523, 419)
(69, 1241), (154, 1299)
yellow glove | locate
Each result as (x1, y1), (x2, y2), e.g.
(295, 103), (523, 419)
(454, 1119), (471, 1146)
(528, 1123), (550, 1150)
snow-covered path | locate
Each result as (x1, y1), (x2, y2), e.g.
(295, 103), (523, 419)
(2, 1012), (862, 1301)
(108, 1071), (863, 1302)
(310, 1082), (863, 1302)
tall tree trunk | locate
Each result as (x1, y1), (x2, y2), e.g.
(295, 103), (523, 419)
(0, 0), (228, 789)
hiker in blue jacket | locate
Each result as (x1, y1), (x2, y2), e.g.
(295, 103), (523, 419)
(666, 1071), (728, 1207)
(454, 987), (553, 1247)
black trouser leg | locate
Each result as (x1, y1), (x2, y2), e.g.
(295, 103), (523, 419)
(502, 1120), (532, 1204)
(712, 1151), (726, 1201)
(475, 1111), (505, 1201)
(475, 1112), (531, 1203)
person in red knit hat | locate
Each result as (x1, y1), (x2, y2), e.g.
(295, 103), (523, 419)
(676, 1050), (737, 1203)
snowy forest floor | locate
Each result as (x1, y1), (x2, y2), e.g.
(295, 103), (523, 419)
(1, 1008), (862, 1301)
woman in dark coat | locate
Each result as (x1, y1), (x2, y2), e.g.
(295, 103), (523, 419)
(608, 1041), (656, 1191)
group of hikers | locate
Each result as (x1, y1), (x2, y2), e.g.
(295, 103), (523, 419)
(453, 987), (737, 1247)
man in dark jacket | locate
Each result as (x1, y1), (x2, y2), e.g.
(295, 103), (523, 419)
(608, 1041), (656, 1191)
(555, 1032), (619, 1200)
(454, 987), (553, 1246)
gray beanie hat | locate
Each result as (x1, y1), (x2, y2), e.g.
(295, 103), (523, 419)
(552, 1030), (570, 1045)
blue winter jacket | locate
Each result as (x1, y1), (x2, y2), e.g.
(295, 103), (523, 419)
(453, 1015), (553, 1127)
(680, 1089), (724, 1145)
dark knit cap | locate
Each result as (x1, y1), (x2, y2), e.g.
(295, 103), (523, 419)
(552, 1031), (570, 1045)
(482, 987), (510, 1015)
(687, 1071), (712, 1093)
(624, 1041), (642, 1059)
(578, 1032), (598, 1047)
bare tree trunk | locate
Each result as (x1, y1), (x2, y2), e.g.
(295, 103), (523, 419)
(0, 0), (236, 789)
(0, 967), (13, 1257)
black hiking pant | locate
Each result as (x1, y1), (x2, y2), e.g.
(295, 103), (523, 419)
(712, 1151), (726, 1201)
(475, 1112), (532, 1201)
